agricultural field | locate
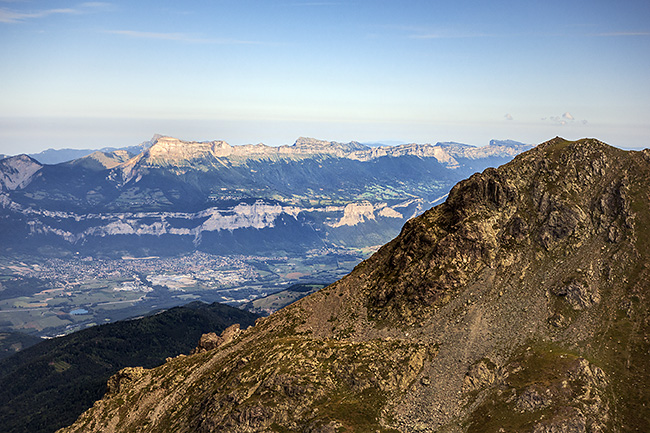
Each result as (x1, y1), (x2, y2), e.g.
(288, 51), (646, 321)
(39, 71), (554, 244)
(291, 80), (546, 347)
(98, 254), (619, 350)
(0, 247), (370, 338)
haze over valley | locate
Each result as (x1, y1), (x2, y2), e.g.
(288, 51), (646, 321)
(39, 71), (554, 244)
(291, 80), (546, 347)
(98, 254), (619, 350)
(0, 135), (530, 338)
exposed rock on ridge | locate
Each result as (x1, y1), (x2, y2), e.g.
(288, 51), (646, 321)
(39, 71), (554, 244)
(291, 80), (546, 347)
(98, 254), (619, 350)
(191, 324), (242, 354)
(118, 135), (532, 178)
(0, 155), (42, 191)
(76, 150), (132, 169)
(58, 137), (650, 432)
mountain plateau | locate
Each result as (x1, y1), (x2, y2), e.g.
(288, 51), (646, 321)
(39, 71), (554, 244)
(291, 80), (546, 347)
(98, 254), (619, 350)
(0, 136), (530, 257)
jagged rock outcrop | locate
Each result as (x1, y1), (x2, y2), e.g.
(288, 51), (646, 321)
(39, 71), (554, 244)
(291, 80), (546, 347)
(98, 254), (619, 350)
(58, 138), (650, 432)
(191, 324), (242, 354)
(106, 367), (146, 396)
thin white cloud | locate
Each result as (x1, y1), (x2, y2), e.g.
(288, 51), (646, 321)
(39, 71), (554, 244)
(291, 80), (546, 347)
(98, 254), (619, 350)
(290, 2), (344, 5)
(409, 32), (493, 39)
(107, 30), (262, 45)
(544, 112), (587, 126)
(0, 2), (110, 23)
(0, 7), (79, 23)
(405, 24), (495, 40)
(384, 24), (495, 40)
(548, 115), (567, 125)
(80, 2), (112, 7)
(594, 32), (650, 37)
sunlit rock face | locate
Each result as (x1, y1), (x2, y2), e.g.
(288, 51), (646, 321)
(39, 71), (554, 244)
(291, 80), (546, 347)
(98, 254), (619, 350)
(0, 135), (531, 256)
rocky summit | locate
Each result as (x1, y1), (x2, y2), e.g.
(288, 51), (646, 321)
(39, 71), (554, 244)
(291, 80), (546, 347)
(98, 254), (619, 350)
(58, 138), (650, 432)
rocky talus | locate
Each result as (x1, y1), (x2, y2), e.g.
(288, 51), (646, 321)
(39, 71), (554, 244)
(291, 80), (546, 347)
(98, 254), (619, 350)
(59, 138), (650, 432)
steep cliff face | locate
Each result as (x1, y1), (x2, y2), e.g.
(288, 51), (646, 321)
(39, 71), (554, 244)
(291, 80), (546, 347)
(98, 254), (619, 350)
(119, 135), (531, 173)
(59, 138), (650, 432)
(1, 136), (529, 257)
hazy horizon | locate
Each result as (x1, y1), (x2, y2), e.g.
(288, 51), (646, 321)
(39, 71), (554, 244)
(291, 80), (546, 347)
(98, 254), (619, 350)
(1, 1), (649, 154)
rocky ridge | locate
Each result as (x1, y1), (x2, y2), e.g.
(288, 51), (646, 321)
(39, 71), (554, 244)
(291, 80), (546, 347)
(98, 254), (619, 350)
(0, 155), (42, 191)
(75, 150), (132, 169)
(118, 135), (531, 178)
(57, 137), (650, 432)
(0, 135), (528, 257)
(0, 198), (409, 246)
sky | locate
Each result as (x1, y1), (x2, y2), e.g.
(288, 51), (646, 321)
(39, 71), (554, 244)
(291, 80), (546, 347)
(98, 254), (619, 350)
(1, 0), (649, 154)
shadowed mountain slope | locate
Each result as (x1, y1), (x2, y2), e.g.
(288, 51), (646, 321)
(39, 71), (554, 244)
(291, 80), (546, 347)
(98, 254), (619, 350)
(0, 302), (258, 433)
(59, 138), (650, 432)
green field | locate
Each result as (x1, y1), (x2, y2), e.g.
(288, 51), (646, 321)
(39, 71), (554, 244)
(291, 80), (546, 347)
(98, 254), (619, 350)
(0, 248), (370, 337)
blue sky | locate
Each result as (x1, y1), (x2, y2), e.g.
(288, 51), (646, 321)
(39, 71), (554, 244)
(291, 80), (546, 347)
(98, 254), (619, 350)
(1, 0), (649, 154)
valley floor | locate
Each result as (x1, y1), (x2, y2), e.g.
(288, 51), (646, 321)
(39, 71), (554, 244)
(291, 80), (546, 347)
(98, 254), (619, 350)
(0, 246), (375, 338)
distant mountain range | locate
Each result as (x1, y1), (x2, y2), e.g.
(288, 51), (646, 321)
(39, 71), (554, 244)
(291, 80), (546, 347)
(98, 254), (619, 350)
(0, 135), (532, 257)
(15, 136), (519, 165)
(23, 134), (161, 165)
(58, 137), (650, 432)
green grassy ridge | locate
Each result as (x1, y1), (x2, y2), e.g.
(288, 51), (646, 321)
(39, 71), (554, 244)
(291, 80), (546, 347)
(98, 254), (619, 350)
(0, 301), (259, 433)
(241, 283), (327, 316)
(77, 333), (427, 432)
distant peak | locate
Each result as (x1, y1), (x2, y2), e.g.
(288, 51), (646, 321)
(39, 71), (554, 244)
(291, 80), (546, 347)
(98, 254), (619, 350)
(435, 141), (476, 148)
(151, 136), (183, 144)
(147, 133), (167, 144)
(136, 134), (167, 151)
(293, 137), (331, 147)
(149, 136), (230, 148)
(293, 137), (368, 152)
(136, 136), (233, 169)
(489, 139), (530, 148)
(0, 154), (42, 190)
(78, 150), (132, 169)
(5, 154), (40, 163)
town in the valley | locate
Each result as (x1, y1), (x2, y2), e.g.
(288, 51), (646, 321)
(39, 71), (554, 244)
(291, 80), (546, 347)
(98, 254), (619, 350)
(0, 247), (372, 338)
